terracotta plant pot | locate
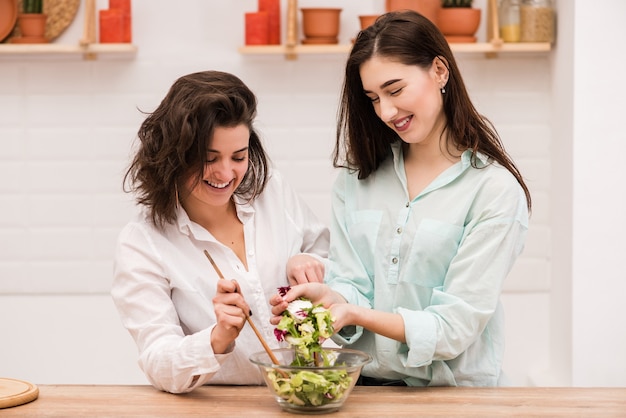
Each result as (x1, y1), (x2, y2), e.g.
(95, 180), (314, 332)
(359, 15), (379, 30)
(386, 0), (440, 26)
(18, 13), (46, 36)
(437, 8), (481, 43)
(13, 13), (48, 43)
(301, 8), (341, 44)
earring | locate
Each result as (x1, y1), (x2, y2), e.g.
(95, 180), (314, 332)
(174, 183), (180, 211)
(441, 86), (446, 94)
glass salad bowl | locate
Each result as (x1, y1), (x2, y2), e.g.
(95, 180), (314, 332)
(250, 347), (372, 414)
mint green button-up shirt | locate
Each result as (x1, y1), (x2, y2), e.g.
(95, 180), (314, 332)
(327, 142), (528, 386)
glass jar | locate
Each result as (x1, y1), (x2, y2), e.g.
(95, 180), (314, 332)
(520, 0), (555, 43)
(499, 0), (521, 42)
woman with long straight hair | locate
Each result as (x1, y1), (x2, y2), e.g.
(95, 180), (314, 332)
(271, 11), (531, 387)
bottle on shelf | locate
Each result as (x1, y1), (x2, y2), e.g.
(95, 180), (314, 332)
(499, 0), (521, 42)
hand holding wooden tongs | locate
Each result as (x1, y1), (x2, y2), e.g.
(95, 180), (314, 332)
(204, 250), (281, 365)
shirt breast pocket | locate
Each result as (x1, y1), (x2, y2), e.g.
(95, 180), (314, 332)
(402, 218), (463, 288)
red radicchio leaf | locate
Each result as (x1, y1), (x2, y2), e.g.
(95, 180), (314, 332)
(274, 328), (287, 342)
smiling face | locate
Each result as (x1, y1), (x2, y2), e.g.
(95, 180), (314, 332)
(181, 124), (250, 214)
(360, 55), (448, 148)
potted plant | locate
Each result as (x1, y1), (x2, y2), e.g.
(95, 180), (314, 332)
(17, 0), (48, 42)
(437, 0), (481, 43)
(23, 0), (43, 13)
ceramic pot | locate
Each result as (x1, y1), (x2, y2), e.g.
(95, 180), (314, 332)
(18, 13), (46, 37)
(301, 8), (341, 43)
(437, 8), (481, 43)
(358, 15), (379, 30)
(14, 13), (48, 43)
(386, 0), (440, 25)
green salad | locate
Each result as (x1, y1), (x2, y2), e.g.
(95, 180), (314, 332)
(270, 286), (352, 407)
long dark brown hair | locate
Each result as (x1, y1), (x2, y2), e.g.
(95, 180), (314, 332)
(335, 10), (531, 211)
(123, 70), (270, 227)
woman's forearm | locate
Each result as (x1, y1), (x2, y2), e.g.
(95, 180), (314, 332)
(344, 305), (406, 343)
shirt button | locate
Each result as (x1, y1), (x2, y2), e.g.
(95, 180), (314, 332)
(405, 202), (410, 207)
(392, 257), (398, 264)
(248, 250), (254, 256)
(396, 227), (402, 234)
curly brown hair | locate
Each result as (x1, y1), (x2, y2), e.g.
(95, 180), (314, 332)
(335, 10), (531, 212)
(123, 71), (270, 228)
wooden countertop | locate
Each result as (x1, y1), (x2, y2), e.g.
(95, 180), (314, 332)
(2, 385), (625, 417)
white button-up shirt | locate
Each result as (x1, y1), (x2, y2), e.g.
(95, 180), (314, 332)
(328, 142), (529, 386)
(111, 170), (329, 393)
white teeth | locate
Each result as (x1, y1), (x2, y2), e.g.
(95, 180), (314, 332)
(394, 117), (409, 128)
(207, 180), (230, 189)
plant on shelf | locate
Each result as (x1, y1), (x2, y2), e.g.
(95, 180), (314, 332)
(22, 0), (44, 14)
(441, 0), (473, 7)
(16, 0), (48, 43)
(437, 0), (481, 43)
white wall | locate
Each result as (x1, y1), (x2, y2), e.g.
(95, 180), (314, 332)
(0, 0), (623, 387)
(530, 0), (626, 387)
(569, 0), (626, 386)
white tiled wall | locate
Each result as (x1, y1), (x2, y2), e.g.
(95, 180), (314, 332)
(0, 0), (551, 385)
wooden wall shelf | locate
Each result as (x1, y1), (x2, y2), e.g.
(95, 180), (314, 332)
(241, 0), (553, 59)
(239, 42), (551, 58)
(0, 43), (137, 60)
(0, 0), (136, 61)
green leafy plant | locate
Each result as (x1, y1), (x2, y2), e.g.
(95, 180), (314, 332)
(442, 0), (473, 7)
(23, 0), (43, 14)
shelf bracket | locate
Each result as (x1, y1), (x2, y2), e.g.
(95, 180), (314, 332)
(485, 0), (503, 58)
(285, 0), (298, 59)
(79, 0), (97, 60)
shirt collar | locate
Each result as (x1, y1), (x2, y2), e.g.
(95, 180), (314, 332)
(175, 195), (255, 240)
(391, 142), (491, 198)
(391, 142), (490, 170)
(461, 148), (490, 168)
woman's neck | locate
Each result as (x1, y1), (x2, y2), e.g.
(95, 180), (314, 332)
(402, 133), (461, 200)
(185, 198), (237, 232)
(183, 198), (248, 269)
